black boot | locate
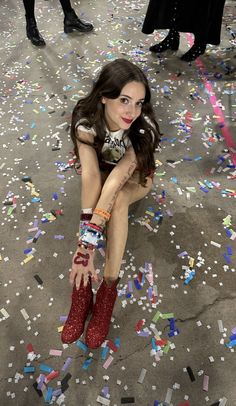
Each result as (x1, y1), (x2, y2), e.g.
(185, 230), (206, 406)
(26, 17), (46, 47)
(149, 30), (180, 53)
(64, 9), (93, 33)
(181, 43), (206, 62)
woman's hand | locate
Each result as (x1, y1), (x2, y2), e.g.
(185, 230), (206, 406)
(70, 246), (97, 289)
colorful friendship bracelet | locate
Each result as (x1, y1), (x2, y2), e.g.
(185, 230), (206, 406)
(93, 208), (111, 221)
(79, 222), (104, 249)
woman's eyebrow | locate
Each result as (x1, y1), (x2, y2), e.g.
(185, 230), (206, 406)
(120, 94), (145, 101)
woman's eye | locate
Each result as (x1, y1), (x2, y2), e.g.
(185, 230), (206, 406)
(137, 101), (144, 108)
(120, 97), (129, 104)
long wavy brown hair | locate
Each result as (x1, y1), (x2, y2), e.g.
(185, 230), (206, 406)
(71, 58), (161, 186)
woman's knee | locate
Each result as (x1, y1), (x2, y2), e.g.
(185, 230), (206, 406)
(112, 190), (129, 213)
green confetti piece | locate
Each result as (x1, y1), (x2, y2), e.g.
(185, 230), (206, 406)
(7, 206), (14, 216)
(161, 313), (174, 320)
(163, 342), (170, 354)
(186, 187), (196, 193)
(152, 311), (162, 323)
(156, 171), (166, 177)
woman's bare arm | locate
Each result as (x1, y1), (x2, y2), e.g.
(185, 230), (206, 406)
(91, 146), (137, 226)
(77, 131), (102, 209)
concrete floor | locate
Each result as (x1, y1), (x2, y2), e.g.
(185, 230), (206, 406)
(0, 0), (236, 405)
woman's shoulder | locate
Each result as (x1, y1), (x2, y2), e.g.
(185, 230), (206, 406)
(75, 118), (96, 136)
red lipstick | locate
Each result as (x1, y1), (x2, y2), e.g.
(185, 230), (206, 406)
(122, 117), (133, 124)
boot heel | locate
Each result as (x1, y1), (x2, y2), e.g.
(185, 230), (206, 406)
(64, 25), (73, 33)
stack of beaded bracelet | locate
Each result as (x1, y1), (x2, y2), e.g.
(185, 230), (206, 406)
(79, 212), (93, 237)
(79, 222), (104, 249)
(93, 208), (111, 221)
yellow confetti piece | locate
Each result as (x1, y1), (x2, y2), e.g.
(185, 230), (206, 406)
(33, 109), (39, 114)
(31, 189), (40, 197)
(146, 211), (154, 217)
(57, 326), (64, 333)
(155, 159), (163, 166)
(23, 255), (34, 264)
(189, 257), (194, 268)
(25, 182), (34, 188)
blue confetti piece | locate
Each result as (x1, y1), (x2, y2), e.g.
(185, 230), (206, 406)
(200, 186), (209, 193)
(225, 229), (232, 237)
(41, 218), (49, 223)
(40, 364), (53, 373)
(184, 271), (195, 285)
(134, 279), (142, 290)
(76, 340), (88, 352)
(115, 337), (120, 348)
(226, 339), (236, 348)
(101, 346), (109, 360)
(82, 357), (93, 370)
(24, 366), (35, 373)
(24, 248), (32, 255)
(223, 253), (231, 264)
(227, 246), (233, 255)
(53, 192), (58, 200)
(151, 338), (157, 350)
(183, 156), (193, 161)
(31, 197), (41, 203)
(45, 387), (53, 403)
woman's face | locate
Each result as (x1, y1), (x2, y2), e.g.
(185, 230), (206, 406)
(102, 81), (146, 131)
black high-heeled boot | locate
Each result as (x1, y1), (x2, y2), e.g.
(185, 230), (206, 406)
(26, 17), (46, 47)
(64, 9), (93, 33)
(181, 43), (206, 62)
(149, 30), (180, 53)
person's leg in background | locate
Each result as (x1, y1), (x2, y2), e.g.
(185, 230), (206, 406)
(23, 0), (46, 46)
(149, 0), (180, 53)
(59, 0), (93, 33)
(180, 32), (207, 62)
(180, 0), (226, 62)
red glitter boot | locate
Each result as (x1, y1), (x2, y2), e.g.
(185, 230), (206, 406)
(61, 279), (93, 344)
(85, 279), (118, 349)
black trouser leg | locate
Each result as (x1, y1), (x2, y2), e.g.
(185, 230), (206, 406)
(63, 0), (94, 33)
(170, 0), (179, 35)
(23, 0), (35, 19)
(23, 0), (45, 46)
(149, 0), (180, 53)
(59, 0), (73, 14)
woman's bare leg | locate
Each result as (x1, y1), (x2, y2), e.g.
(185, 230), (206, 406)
(104, 175), (153, 281)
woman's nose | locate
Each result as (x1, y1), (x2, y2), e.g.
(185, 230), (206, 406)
(126, 103), (136, 116)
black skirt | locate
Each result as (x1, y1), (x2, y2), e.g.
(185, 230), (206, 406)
(142, 0), (226, 45)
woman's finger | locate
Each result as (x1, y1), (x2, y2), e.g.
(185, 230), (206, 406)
(69, 267), (76, 285)
(75, 272), (82, 290)
(83, 272), (88, 287)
